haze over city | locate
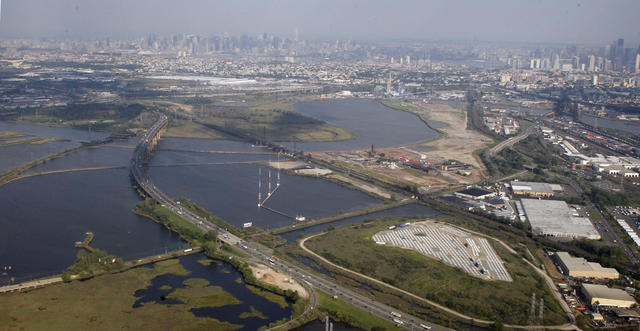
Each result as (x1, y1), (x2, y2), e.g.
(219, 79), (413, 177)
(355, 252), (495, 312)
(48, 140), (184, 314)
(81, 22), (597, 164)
(0, 0), (639, 44)
(2, 1), (640, 330)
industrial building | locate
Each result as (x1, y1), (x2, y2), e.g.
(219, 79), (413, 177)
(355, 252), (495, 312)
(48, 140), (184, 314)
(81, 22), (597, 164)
(454, 187), (496, 200)
(559, 142), (640, 177)
(510, 181), (563, 197)
(521, 199), (601, 240)
(554, 252), (619, 279)
(581, 283), (637, 308)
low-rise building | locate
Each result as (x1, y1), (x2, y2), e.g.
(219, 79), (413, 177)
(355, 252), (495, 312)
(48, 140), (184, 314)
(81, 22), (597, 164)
(510, 181), (563, 197)
(581, 283), (637, 308)
(454, 187), (496, 200)
(554, 252), (619, 279)
(521, 199), (600, 240)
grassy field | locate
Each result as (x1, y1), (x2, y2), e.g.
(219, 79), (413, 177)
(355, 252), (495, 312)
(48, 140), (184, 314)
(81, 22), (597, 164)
(134, 199), (206, 243)
(304, 216), (568, 326)
(316, 290), (404, 331)
(136, 97), (355, 142)
(165, 120), (234, 139)
(0, 131), (29, 140)
(2, 137), (66, 146)
(0, 259), (242, 330)
(199, 103), (355, 142)
(0, 103), (156, 134)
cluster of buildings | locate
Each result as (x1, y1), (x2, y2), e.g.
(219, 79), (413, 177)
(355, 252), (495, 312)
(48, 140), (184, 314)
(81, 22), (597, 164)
(542, 121), (640, 168)
(483, 116), (520, 135)
(444, 186), (516, 220)
(557, 138), (640, 178)
(445, 180), (604, 240)
(554, 252), (619, 279)
(550, 252), (638, 324)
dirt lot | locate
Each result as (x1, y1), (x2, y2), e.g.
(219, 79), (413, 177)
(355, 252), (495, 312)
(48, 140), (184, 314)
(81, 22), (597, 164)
(408, 102), (492, 170)
(268, 161), (307, 170)
(327, 173), (393, 199)
(251, 264), (308, 299)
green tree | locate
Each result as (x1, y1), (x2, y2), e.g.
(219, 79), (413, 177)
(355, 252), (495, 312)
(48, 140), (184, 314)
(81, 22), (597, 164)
(205, 229), (219, 242)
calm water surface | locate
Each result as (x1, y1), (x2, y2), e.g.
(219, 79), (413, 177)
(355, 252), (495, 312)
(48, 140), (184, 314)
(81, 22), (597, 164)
(280, 203), (441, 243)
(0, 169), (183, 284)
(581, 115), (640, 134)
(134, 253), (292, 330)
(282, 99), (439, 151)
(1, 99), (438, 283)
(0, 121), (109, 172)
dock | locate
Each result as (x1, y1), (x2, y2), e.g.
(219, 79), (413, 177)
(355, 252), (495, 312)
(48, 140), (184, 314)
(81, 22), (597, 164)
(75, 232), (95, 252)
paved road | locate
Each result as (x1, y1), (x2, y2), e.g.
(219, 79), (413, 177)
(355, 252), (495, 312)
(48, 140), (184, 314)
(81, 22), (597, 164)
(131, 114), (441, 330)
(493, 169), (528, 183)
(300, 233), (578, 331)
(546, 170), (640, 264)
(0, 277), (63, 294)
(487, 123), (537, 157)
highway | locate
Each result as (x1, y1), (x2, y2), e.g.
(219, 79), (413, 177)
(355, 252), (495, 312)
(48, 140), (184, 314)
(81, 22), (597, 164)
(487, 122), (538, 157)
(130, 113), (443, 331)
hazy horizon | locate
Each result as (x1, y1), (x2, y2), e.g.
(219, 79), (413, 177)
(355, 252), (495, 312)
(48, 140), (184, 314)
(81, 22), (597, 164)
(1, 0), (639, 46)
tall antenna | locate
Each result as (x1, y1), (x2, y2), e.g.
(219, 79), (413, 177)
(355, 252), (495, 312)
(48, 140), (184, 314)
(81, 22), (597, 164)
(277, 152), (281, 187)
(268, 168), (272, 196)
(258, 168), (262, 207)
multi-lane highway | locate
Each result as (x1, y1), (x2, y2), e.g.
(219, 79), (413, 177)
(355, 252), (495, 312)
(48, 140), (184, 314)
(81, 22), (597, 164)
(130, 113), (442, 330)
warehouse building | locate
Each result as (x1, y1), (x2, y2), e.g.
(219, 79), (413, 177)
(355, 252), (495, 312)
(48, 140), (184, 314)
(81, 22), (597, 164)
(521, 199), (601, 240)
(453, 187), (496, 200)
(554, 252), (619, 279)
(510, 181), (563, 197)
(581, 283), (637, 308)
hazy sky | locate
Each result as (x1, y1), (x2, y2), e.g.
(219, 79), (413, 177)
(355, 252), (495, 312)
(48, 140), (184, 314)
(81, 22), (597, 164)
(1, 0), (639, 45)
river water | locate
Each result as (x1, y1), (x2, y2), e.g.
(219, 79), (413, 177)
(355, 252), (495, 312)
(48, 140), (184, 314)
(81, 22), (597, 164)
(581, 115), (640, 134)
(280, 203), (441, 243)
(280, 99), (440, 151)
(0, 168), (184, 284)
(133, 253), (292, 330)
(0, 121), (109, 172)
(0, 99), (440, 297)
(148, 140), (382, 229)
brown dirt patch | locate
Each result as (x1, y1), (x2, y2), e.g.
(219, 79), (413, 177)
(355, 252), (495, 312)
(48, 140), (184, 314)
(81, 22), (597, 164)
(250, 264), (308, 299)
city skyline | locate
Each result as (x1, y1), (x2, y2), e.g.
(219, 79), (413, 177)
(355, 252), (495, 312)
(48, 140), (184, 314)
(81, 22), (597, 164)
(0, 0), (639, 45)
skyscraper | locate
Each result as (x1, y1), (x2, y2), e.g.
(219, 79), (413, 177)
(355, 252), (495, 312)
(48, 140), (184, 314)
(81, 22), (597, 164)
(604, 45), (612, 59)
(635, 53), (640, 73)
(572, 56), (580, 70)
(552, 54), (560, 70)
(617, 38), (624, 57)
(588, 55), (595, 72)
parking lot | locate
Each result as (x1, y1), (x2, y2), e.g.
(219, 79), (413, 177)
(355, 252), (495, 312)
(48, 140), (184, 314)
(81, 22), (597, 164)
(372, 221), (512, 281)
